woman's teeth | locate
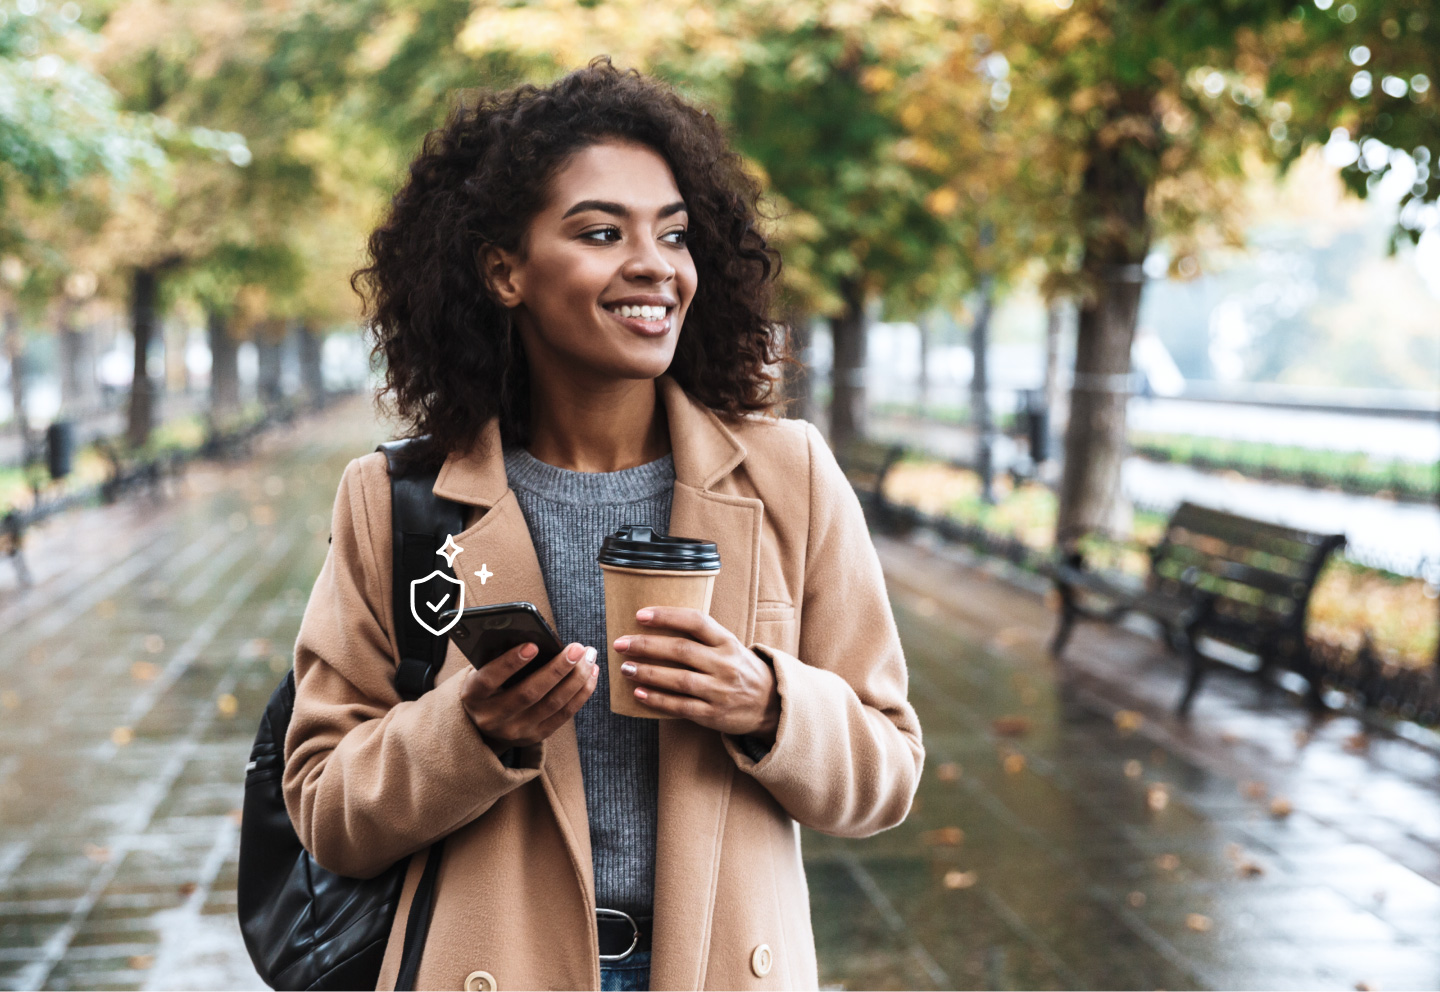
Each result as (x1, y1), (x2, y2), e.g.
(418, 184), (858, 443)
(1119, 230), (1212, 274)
(608, 304), (668, 321)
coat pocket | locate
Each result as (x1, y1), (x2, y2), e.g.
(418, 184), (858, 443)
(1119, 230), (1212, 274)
(752, 601), (798, 656)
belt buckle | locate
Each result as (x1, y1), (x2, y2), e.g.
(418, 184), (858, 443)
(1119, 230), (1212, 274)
(596, 907), (640, 963)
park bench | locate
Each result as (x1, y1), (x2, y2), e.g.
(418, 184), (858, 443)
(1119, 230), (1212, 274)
(835, 437), (907, 532)
(1049, 501), (1345, 715)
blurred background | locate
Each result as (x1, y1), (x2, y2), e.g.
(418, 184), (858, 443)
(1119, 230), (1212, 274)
(1, 0), (1440, 989)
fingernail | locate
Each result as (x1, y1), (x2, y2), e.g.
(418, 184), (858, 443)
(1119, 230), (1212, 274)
(634, 687), (648, 699)
(584, 647), (597, 665)
(520, 643), (538, 660)
(614, 636), (631, 652)
(636, 609), (653, 623)
(621, 662), (637, 677)
(567, 644), (583, 664)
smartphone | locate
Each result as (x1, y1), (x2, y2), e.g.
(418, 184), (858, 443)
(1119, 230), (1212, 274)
(442, 602), (564, 690)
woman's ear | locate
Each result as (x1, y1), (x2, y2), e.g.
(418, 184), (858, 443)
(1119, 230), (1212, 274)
(479, 246), (523, 308)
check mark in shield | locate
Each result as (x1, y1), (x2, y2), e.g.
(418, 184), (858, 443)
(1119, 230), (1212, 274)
(410, 569), (465, 637)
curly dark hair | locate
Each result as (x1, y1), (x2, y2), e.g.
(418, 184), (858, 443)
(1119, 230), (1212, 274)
(353, 57), (793, 470)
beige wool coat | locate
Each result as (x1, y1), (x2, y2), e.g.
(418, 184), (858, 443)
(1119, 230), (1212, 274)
(283, 373), (924, 991)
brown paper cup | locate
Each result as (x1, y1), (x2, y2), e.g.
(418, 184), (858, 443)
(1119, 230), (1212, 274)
(600, 563), (720, 718)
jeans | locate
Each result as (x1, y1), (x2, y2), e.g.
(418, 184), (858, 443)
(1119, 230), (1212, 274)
(600, 949), (651, 992)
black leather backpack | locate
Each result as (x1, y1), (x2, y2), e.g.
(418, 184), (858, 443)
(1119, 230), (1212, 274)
(238, 440), (467, 991)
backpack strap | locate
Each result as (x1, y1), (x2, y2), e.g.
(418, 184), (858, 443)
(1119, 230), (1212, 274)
(378, 439), (468, 701)
(377, 438), (468, 992)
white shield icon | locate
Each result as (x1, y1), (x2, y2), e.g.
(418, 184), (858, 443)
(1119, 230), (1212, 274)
(410, 570), (466, 637)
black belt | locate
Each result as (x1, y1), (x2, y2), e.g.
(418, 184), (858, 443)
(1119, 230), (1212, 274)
(596, 908), (652, 962)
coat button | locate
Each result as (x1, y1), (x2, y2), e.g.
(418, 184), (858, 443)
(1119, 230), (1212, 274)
(463, 970), (497, 992)
(750, 943), (773, 978)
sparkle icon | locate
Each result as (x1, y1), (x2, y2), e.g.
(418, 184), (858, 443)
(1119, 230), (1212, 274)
(474, 564), (493, 585)
(437, 534), (463, 568)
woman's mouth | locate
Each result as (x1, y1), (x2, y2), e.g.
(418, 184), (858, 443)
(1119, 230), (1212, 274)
(602, 303), (673, 336)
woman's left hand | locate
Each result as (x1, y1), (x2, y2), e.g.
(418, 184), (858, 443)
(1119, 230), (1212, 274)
(615, 606), (780, 742)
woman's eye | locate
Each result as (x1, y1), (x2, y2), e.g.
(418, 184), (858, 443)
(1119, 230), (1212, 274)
(582, 226), (622, 243)
(663, 229), (688, 246)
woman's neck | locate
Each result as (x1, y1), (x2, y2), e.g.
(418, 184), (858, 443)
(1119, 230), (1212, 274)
(523, 373), (671, 473)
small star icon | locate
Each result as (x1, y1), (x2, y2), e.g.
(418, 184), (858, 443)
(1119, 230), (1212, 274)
(437, 534), (463, 568)
(474, 564), (493, 585)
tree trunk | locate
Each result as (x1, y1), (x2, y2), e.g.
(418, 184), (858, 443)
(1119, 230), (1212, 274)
(256, 320), (285, 407)
(1042, 298), (1065, 433)
(780, 308), (812, 423)
(208, 308), (240, 421)
(57, 301), (90, 415)
(4, 306), (28, 448)
(917, 313), (930, 415)
(828, 277), (867, 451)
(1056, 118), (1153, 544)
(126, 268), (160, 447)
(970, 283), (996, 503)
(298, 319), (325, 408)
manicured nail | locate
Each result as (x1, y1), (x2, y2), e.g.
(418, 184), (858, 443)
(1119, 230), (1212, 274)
(584, 647), (597, 665)
(567, 644), (583, 664)
(614, 636), (631, 652)
(636, 609), (653, 623)
(634, 687), (648, 699)
(520, 643), (538, 660)
(621, 662), (637, 677)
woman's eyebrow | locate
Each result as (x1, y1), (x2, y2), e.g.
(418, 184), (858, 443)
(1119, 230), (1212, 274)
(561, 199), (688, 220)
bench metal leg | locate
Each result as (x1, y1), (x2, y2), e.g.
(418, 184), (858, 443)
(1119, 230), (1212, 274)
(1176, 633), (1207, 716)
(1050, 584), (1079, 661)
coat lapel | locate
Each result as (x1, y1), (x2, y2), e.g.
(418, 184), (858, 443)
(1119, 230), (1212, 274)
(428, 375), (764, 987)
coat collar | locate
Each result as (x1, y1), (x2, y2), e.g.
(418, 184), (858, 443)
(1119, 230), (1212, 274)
(431, 372), (748, 505)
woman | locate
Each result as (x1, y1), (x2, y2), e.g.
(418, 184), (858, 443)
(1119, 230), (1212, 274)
(283, 59), (923, 992)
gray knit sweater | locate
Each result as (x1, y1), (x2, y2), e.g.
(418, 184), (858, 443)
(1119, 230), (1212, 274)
(502, 444), (674, 918)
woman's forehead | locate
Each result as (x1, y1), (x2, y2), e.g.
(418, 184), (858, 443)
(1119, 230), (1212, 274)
(546, 140), (684, 214)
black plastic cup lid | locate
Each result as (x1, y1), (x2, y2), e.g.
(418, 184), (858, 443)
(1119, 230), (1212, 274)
(597, 524), (721, 571)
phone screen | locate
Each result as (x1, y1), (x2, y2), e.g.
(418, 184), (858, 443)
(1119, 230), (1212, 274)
(444, 603), (563, 689)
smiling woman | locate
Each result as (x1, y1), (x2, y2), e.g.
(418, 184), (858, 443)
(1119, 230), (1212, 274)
(284, 57), (923, 992)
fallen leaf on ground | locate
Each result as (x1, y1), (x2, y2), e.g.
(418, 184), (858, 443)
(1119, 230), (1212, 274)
(1240, 780), (1267, 800)
(177, 882), (198, 897)
(1156, 853), (1181, 872)
(1294, 729), (1312, 747)
(943, 870), (977, 890)
(1238, 860), (1265, 878)
(83, 844), (111, 863)
(128, 955), (154, 971)
(992, 716), (1032, 737)
(217, 694), (239, 718)
(1344, 733), (1370, 754)
(922, 827), (965, 847)
(1127, 890), (1146, 908)
(1002, 752), (1026, 775)
(130, 662), (159, 681)
(935, 762), (962, 782)
(1269, 797), (1294, 818)
(1355, 982), (1375, 991)
(111, 726), (134, 747)
(1219, 731), (1240, 744)
(1186, 913), (1213, 932)
(1145, 783), (1171, 812)
(1114, 710), (1144, 734)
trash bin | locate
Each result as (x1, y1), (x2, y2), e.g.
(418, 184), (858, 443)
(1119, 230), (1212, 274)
(1022, 390), (1049, 465)
(46, 420), (75, 480)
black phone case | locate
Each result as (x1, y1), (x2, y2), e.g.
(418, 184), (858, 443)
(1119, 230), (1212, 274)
(444, 602), (563, 689)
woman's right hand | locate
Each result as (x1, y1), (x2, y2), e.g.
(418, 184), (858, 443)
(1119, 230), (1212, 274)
(460, 642), (599, 752)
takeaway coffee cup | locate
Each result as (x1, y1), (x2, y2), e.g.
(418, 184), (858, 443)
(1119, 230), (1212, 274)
(597, 524), (721, 719)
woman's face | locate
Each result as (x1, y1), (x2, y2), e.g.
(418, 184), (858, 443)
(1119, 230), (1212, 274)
(485, 139), (698, 385)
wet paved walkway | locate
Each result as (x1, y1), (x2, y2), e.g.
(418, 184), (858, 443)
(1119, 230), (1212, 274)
(1, 397), (1439, 989)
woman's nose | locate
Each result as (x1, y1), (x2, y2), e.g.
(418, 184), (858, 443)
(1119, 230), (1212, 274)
(621, 239), (675, 283)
